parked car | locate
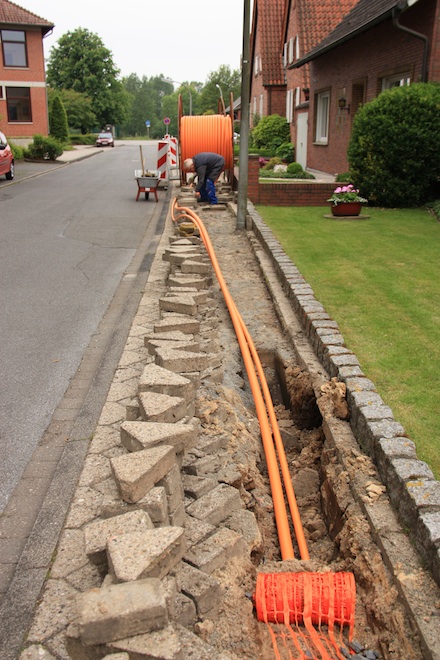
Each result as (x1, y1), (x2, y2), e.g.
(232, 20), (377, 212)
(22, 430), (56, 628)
(0, 131), (14, 180)
(95, 132), (115, 148)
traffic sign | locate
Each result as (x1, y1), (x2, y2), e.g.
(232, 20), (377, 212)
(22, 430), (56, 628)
(164, 117), (171, 125)
(145, 120), (150, 127)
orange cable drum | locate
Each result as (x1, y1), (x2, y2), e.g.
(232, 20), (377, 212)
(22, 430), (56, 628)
(180, 114), (233, 170)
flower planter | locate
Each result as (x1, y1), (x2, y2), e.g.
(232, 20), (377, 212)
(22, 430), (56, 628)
(331, 202), (362, 217)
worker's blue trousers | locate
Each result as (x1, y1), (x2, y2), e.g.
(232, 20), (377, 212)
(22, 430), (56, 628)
(200, 178), (218, 204)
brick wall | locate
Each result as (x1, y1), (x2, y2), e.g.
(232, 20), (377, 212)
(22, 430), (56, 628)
(247, 154), (335, 207)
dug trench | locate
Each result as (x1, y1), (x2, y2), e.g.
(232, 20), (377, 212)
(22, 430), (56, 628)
(22, 192), (440, 660)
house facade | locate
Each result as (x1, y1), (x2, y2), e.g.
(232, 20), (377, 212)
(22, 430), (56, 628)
(0, 0), (53, 138)
(249, 0), (357, 167)
(250, 0), (286, 126)
(291, 0), (440, 175)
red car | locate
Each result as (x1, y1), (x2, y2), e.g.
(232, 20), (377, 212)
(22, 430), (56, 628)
(0, 131), (14, 180)
(95, 132), (114, 147)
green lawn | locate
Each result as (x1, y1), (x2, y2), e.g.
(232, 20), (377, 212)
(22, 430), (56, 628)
(256, 205), (440, 479)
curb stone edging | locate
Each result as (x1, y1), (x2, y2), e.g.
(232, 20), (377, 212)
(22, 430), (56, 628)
(247, 201), (440, 588)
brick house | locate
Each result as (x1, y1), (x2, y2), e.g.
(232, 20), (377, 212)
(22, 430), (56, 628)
(291, 0), (440, 175)
(0, 0), (53, 138)
(249, 0), (286, 127)
(249, 0), (357, 167)
(281, 0), (357, 168)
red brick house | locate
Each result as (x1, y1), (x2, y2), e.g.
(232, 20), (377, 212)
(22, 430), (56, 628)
(281, 0), (357, 167)
(0, 0), (53, 138)
(249, 0), (286, 127)
(291, 0), (440, 175)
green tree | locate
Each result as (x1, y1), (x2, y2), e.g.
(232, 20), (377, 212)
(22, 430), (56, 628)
(46, 27), (129, 129)
(348, 82), (440, 207)
(199, 65), (241, 114)
(58, 89), (96, 134)
(49, 94), (69, 142)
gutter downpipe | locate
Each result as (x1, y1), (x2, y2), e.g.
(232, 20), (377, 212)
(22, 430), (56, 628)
(392, 5), (429, 82)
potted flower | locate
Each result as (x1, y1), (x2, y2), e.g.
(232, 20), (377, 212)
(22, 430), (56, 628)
(327, 184), (368, 216)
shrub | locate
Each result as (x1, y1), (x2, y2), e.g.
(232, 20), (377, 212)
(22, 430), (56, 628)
(49, 94), (69, 143)
(10, 142), (25, 160)
(259, 169), (315, 180)
(286, 162), (305, 176)
(348, 82), (440, 207)
(275, 142), (295, 163)
(262, 157), (283, 171)
(25, 134), (64, 161)
(69, 133), (96, 145)
(335, 171), (352, 183)
(250, 114), (290, 151)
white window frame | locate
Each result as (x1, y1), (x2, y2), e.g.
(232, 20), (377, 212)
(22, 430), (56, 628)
(253, 96), (257, 115)
(288, 37), (294, 64)
(259, 94), (264, 117)
(315, 91), (330, 144)
(382, 73), (411, 90)
(283, 42), (288, 67)
(286, 89), (294, 123)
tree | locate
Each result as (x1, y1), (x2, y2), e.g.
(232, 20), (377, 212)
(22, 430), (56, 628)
(198, 65), (241, 114)
(49, 94), (69, 142)
(48, 87), (96, 134)
(348, 83), (440, 207)
(46, 28), (129, 129)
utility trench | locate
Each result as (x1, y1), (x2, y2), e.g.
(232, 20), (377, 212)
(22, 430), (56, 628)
(23, 195), (440, 660)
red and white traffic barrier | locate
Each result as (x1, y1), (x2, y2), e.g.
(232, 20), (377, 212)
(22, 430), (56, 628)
(157, 140), (168, 179)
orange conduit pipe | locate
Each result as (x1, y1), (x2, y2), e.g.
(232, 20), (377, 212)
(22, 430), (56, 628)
(172, 201), (357, 659)
(172, 199), (301, 560)
(179, 114), (234, 170)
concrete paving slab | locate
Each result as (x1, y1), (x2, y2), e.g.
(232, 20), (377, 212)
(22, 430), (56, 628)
(111, 445), (176, 504)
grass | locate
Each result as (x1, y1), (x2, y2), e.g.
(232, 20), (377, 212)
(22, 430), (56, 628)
(256, 205), (440, 479)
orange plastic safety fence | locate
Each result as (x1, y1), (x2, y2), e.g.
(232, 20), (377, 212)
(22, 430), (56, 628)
(180, 114), (234, 170)
(255, 572), (356, 660)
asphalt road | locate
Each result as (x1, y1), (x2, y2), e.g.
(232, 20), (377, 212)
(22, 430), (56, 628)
(0, 141), (165, 512)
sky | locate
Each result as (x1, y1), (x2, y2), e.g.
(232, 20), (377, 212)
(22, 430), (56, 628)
(20, 0), (249, 86)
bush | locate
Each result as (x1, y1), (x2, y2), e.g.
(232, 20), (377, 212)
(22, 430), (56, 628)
(262, 157), (283, 171)
(10, 142), (25, 160)
(335, 171), (352, 183)
(260, 168), (315, 180)
(69, 133), (96, 145)
(25, 134), (64, 161)
(275, 142), (295, 163)
(348, 82), (440, 207)
(250, 114), (290, 151)
(49, 94), (69, 143)
(286, 162), (305, 176)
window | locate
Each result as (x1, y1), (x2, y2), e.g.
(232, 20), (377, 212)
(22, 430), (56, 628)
(288, 38), (294, 64)
(259, 94), (264, 117)
(315, 91), (330, 144)
(1, 30), (28, 67)
(6, 87), (32, 122)
(382, 73), (411, 90)
(286, 90), (294, 123)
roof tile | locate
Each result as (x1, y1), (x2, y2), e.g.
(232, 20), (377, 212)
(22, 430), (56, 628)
(0, 0), (53, 32)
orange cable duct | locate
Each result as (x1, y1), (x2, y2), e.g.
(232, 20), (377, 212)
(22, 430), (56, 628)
(179, 114), (234, 170)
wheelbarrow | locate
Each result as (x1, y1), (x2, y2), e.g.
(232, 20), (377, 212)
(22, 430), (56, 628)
(135, 169), (160, 201)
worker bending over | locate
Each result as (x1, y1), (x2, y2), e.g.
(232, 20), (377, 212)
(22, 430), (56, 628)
(183, 152), (225, 204)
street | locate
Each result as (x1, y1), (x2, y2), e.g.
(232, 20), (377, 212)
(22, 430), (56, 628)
(0, 141), (164, 512)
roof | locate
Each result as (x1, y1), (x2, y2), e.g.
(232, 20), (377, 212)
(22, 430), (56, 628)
(0, 0), (54, 35)
(292, 0), (420, 67)
(252, 0), (286, 86)
(296, 0), (359, 54)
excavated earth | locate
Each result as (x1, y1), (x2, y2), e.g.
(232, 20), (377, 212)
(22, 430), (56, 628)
(20, 188), (440, 660)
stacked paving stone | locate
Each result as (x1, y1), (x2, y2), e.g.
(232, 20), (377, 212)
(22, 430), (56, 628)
(23, 199), (255, 660)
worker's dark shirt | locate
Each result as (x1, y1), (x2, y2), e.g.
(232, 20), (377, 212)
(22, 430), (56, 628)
(193, 152), (225, 193)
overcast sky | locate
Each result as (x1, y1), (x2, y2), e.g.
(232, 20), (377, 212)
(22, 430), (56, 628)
(21, 0), (249, 86)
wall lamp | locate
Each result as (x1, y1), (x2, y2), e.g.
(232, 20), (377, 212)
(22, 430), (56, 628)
(338, 96), (350, 112)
